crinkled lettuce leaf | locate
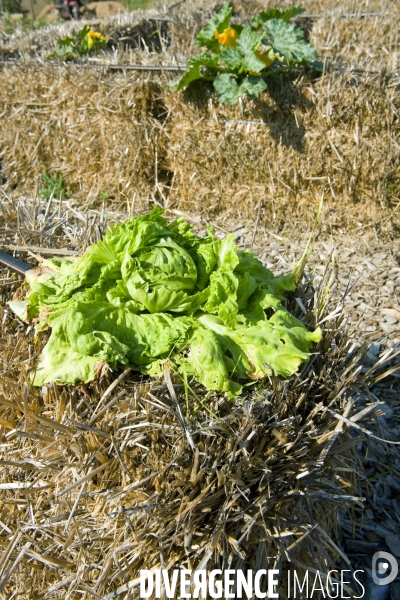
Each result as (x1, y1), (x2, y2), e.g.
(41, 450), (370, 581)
(11, 207), (321, 396)
(188, 313), (320, 395)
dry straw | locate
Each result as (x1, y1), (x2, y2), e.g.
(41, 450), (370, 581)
(0, 197), (398, 598)
(0, 0), (399, 232)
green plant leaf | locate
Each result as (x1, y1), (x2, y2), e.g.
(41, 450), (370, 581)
(263, 18), (317, 65)
(214, 73), (267, 105)
(39, 172), (65, 200)
(180, 326), (242, 398)
(252, 6), (305, 30)
(196, 312), (321, 390)
(76, 24), (91, 39)
(169, 53), (220, 91)
(220, 28), (265, 74)
(57, 36), (76, 47)
(12, 207), (321, 397)
(196, 2), (232, 51)
(219, 48), (242, 71)
(47, 45), (76, 60)
(31, 307), (99, 386)
(236, 27), (266, 72)
(237, 26), (263, 53)
(213, 73), (242, 104)
(204, 234), (239, 327)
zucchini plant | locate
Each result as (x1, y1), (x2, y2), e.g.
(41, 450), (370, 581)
(171, 4), (322, 105)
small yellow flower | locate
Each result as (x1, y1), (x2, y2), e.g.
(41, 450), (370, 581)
(214, 27), (238, 48)
(88, 30), (106, 41)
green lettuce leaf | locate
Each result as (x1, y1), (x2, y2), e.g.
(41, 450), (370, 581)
(193, 313), (320, 396)
(12, 207), (321, 396)
(180, 326), (242, 398)
(32, 308), (99, 386)
(203, 234), (239, 326)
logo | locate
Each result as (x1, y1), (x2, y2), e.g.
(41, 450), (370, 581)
(372, 552), (399, 586)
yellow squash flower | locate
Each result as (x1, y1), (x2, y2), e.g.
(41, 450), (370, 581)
(88, 30), (106, 41)
(214, 27), (239, 48)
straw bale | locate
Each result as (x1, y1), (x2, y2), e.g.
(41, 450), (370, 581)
(1, 0), (399, 65)
(0, 66), (169, 207)
(0, 0), (399, 230)
(0, 196), (397, 599)
(0, 65), (398, 229)
(162, 67), (399, 224)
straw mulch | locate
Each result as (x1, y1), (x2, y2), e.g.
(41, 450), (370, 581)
(0, 197), (397, 599)
(0, 0), (399, 232)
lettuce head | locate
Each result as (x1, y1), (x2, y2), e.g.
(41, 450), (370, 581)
(9, 207), (321, 397)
